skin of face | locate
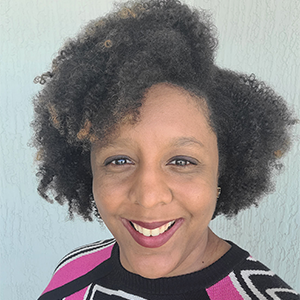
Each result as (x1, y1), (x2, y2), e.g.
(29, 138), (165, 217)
(91, 83), (230, 279)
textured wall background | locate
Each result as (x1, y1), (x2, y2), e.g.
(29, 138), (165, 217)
(0, 0), (299, 299)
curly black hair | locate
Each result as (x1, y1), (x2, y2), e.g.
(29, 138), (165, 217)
(31, 0), (296, 221)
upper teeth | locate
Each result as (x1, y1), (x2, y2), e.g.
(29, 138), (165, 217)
(132, 221), (175, 237)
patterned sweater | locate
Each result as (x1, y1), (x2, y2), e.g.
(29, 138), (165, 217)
(38, 239), (299, 299)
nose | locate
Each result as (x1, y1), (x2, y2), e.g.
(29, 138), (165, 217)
(129, 164), (173, 208)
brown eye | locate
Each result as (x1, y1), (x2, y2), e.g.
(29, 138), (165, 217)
(104, 156), (134, 166)
(112, 158), (129, 165)
(173, 159), (190, 166)
(168, 157), (198, 167)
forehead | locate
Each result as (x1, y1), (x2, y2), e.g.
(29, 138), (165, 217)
(93, 83), (215, 150)
(139, 83), (209, 120)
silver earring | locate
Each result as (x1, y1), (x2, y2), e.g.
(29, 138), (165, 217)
(91, 199), (101, 221)
(217, 187), (221, 199)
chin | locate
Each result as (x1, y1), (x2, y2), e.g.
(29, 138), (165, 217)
(120, 244), (185, 279)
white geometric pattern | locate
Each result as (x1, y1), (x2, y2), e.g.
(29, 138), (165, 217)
(266, 288), (299, 300)
(240, 269), (299, 300)
(90, 285), (148, 300)
(241, 270), (275, 300)
(229, 272), (252, 300)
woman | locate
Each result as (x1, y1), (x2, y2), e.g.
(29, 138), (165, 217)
(33, 0), (299, 299)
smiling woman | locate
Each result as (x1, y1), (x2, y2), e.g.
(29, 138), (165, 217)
(31, 0), (299, 299)
(91, 84), (225, 279)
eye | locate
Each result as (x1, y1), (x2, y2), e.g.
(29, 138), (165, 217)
(104, 156), (134, 166)
(168, 156), (198, 167)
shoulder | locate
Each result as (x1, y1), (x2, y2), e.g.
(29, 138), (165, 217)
(207, 242), (300, 299)
(230, 256), (299, 299)
(41, 238), (115, 296)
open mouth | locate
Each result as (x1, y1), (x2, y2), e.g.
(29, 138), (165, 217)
(129, 220), (176, 237)
(122, 218), (184, 248)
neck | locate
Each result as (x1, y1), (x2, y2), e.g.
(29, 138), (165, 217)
(200, 228), (231, 270)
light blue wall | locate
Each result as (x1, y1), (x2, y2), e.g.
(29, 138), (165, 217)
(0, 0), (299, 299)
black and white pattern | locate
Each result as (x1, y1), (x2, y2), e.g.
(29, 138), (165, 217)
(229, 257), (299, 299)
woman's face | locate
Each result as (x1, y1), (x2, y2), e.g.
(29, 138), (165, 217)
(91, 83), (219, 278)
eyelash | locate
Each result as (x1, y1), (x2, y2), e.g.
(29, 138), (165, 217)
(104, 156), (134, 166)
(104, 156), (197, 167)
(167, 157), (197, 167)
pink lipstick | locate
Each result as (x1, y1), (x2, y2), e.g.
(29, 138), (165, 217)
(122, 218), (184, 248)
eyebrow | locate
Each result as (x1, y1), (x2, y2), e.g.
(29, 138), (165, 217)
(96, 136), (204, 151)
(169, 137), (204, 148)
(98, 138), (133, 150)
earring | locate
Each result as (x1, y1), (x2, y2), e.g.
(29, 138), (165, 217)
(217, 187), (221, 199)
(91, 199), (101, 222)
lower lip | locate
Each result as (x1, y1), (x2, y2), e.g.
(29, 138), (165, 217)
(122, 218), (184, 248)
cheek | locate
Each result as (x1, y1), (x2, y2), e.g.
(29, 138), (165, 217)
(188, 188), (217, 210)
(171, 177), (217, 216)
(92, 175), (127, 217)
(92, 176), (112, 215)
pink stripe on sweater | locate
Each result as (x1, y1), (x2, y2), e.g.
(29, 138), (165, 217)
(206, 274), (244, 300)
(42, 244), (114, 295)
(65, 287), (89, 300)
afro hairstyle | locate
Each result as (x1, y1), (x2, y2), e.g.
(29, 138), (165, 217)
(32, 0), (296, 220)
